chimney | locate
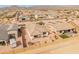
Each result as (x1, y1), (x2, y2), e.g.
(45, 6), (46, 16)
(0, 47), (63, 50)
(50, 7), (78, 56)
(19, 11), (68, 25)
(21, 27), (28, 48)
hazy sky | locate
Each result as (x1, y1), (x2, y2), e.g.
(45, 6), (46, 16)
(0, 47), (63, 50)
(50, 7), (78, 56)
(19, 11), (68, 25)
(0, 5), (78, 8)
(0, 5), (32, 8)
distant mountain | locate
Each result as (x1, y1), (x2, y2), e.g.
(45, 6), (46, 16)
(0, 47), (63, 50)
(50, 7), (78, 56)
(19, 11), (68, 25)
(27, 5), (79, 9)
(0, 5), (79, 11)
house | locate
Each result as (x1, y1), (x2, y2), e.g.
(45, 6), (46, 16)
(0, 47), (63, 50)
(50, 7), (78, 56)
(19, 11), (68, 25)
(17, 21), (55, 47)
(0, 24), (18, 45)
(24, 21), (50, 40)
(31, 21), (50, 39)
(18, 15), (30, 22)
(47, 20), (77, 36)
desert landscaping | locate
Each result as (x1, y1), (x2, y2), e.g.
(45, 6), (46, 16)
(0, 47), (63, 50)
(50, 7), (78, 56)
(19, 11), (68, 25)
(0, 6), (79, 54)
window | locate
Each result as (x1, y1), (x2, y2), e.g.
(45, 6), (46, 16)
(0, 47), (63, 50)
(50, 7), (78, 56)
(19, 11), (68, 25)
(60, 30), (62, 33)
(34, 35), (38, 38)
(43, 32), (48, 37)
(43, 32), (47, 35)
(68, 29), (70, 32)
(22, 18), (26, 21)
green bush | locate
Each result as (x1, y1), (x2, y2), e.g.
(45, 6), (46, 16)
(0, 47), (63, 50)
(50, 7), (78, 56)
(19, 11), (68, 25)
(60, 34), (69, 39)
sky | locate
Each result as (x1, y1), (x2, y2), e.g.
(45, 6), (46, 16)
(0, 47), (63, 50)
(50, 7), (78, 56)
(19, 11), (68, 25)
(0, 5), (32, 8)
(0, 5), (79, 9)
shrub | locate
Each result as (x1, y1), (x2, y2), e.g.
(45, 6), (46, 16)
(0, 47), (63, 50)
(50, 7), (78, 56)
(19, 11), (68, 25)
(60, 34), (69, 39)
